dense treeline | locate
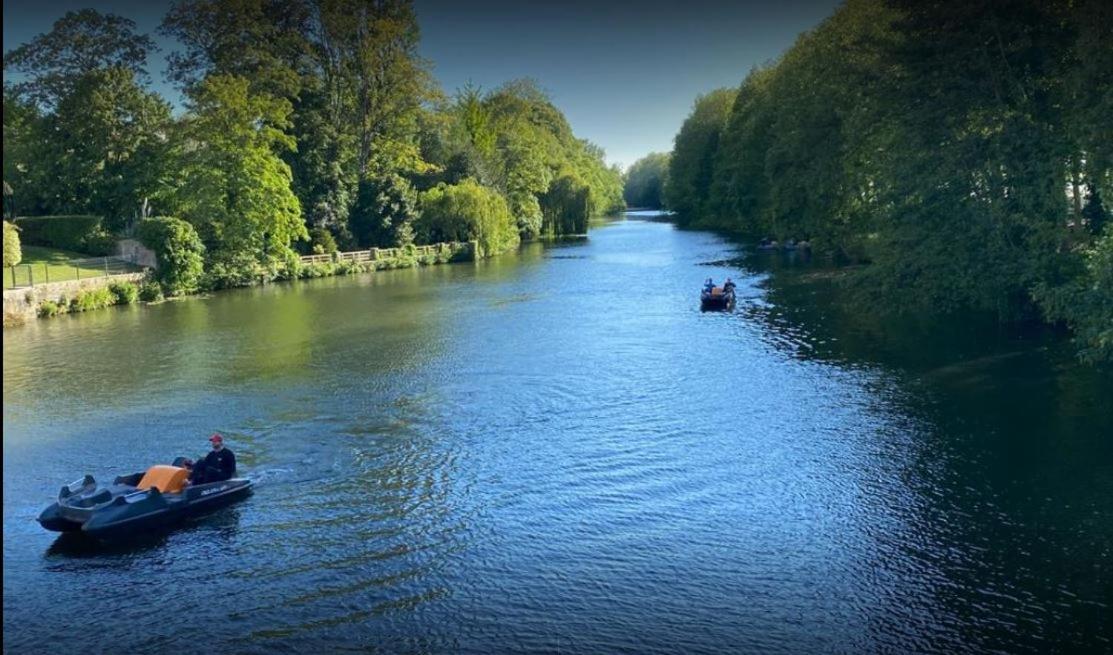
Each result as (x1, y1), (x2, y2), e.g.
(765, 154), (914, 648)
(663, 0), (1112, 362)
(3, 2), (623, 288)
(623, 152), (669, 209)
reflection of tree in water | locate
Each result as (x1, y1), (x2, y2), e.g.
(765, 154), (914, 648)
(738, 244), (1113, 652)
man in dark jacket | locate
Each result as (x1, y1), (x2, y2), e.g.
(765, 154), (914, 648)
(188, 433), (236, 484)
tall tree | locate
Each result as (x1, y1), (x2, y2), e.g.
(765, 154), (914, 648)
(665, 88), (736, 223)
(160, 0), (311, 100)
(42, 67), (174, 228)
(3, 9), (156, 108)
(173, 74), (306, 281)
(623, 152), (670, 209)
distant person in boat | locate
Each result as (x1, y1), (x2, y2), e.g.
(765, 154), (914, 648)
(704, 278), (715, 293)
(724, 278), (736, 293)
(186, 433), (237, 484)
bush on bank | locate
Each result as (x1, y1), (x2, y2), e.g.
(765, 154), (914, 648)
(136, 217), (205, 296)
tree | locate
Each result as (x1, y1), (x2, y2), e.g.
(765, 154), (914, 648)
(540, 174), (591, 235)
(416, 179), (518, 256)
(665, 88), (736, 223)
(137, 217), (205, 295)
(623, 152), (670, 209)
(3, 9), (156, 109)
(173, 74), (306, 281)
(349, 173), (419, 247)
(160, 0), (311, 100)
(39, 67), (173, 229)
(2, 91), (41, 214)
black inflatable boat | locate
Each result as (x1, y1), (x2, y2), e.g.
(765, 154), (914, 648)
(38, 461), (252, 540)
(700, 286), (736, 311)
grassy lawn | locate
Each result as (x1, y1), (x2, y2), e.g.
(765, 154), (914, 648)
(4, 246), (139, 289)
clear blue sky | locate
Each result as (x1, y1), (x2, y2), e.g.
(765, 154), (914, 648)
(3, 0), (839, 168)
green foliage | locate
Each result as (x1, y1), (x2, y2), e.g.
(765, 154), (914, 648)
(3, 9), (156, 108)
(68, 287), (116, 313)
(108, 281), (139, 305)
(3, 221), (20, 267)
(172, 74), (306, 276)
(666, 0), (1112, 362)
(540, 174), (592, 236)
(623, 153), (670, 209)
(307, 227), (339, 255)
(1034, 227), (1113, 363)
(13, 216), (111, 253)
(37, 300), (62, 317)
(138, 281), (163, 302)
(4, 11), (172, 226)
(417, 179), (519, 257)
(350, 174), (419, 248)
(665, 88), (736, 221)
(423, 79), (623, 239)
(137, 217), (205, 296)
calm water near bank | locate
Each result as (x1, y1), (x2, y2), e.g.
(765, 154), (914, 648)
(3, 213), (1111, 653)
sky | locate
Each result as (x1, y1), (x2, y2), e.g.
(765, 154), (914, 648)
(2, 0), (840, 169)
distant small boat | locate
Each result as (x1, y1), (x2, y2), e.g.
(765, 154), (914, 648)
(700, 285), (736, 311)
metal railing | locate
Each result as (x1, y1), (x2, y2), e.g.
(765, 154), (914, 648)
(5, 256), (140, 290)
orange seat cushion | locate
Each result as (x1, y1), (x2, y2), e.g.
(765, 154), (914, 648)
(137, 465), (189, 494)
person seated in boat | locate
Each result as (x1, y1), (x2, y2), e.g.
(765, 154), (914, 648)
(704, 278), (716, 293)
(723, 278), (736, 293)
(186, 433), (236, 484)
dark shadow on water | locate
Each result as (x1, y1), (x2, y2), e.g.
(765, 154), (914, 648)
(44, 505), (245, 560)
(46, 531), (171, 558)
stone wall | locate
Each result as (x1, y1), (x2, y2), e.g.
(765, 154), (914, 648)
(116, 238), (158, 268)
(3, 272), (148, 325)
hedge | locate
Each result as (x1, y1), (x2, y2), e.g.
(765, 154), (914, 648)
(13, 215), (115, 255)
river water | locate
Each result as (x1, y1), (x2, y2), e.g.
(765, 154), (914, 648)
(3, 214), (1111, 654)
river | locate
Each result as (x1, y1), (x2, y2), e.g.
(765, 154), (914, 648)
(3, 213), (1111, 653)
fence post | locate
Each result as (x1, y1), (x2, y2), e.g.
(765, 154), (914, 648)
(44, 263), (49, 284)
(105, 257), (110, 277)
(29, 265), (34, 287)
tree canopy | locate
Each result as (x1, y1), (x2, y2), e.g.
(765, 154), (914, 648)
(663, 0), (1112, 361)
(623, 153), (669, 209)
(2, 1), (626, 287)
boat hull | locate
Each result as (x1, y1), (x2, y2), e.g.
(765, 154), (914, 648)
(39, 477), (253, 540)
(700, 290), (736, 311)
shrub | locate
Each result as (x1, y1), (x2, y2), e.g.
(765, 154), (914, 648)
(308, 227), (339, 255)
(417, 180), (519, 257)
(108, 281), (139, 305)
(137, 217), (205, 295)
(69, 287), (115, 313)
(38, 300), (63, 317)
(14, 215), (111, 253)
(138, 281), (163, 302)
(3, 220), (21, 267)
(202, 250), (263, 290)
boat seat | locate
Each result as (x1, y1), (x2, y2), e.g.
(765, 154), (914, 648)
(137, 465), (189, 494)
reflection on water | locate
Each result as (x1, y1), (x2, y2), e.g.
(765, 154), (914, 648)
(3, 216), (1111, 653)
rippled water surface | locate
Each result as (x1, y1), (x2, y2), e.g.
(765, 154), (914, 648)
(4, 215), (1112, 653)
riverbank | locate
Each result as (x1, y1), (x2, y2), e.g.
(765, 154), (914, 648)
(3, 240), (477, 327)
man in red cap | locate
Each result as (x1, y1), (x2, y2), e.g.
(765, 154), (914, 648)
(187, 433), (237, 484)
